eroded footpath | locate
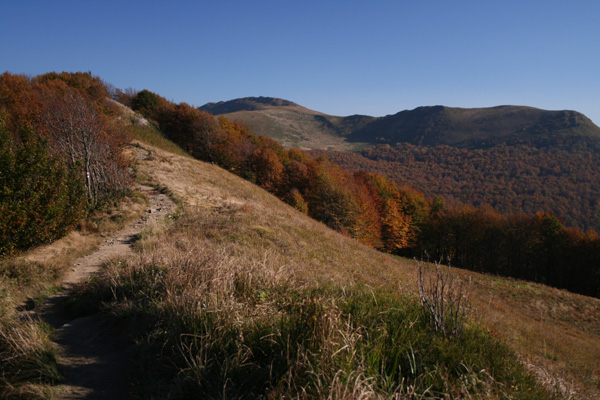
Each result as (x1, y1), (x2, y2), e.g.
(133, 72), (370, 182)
(39, 185), (176, 399)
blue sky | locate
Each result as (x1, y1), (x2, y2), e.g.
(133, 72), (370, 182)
(2, 0), (599, 124)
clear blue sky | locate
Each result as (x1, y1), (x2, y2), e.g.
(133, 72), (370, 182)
(2, 0), (599, 124)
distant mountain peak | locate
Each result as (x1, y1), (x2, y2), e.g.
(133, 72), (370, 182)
(199, 97), (299, 114)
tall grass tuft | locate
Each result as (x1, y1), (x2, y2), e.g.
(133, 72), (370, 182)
(0, 316), (61, 399)
(417, 261), (468, 337)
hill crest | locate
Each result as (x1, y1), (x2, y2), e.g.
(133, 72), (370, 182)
(199, 96), (305, 114)
(349, 104), (600, 148)
(199, 98), (600, 151)
(200, 96), (375, 150)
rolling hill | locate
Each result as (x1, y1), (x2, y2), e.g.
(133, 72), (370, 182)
(71, 138), (600, 398)
(199, 96), (375, 150)
(347, 105), (600, 149)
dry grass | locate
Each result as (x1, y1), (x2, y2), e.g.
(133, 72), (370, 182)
(222, 107), (370, 151)
(130, 142), (600, 399)
(4, 137), (597, 398)
(466, 276), (600, 399)
(0, 316), (61, 399)
(70, 208), (544, 398)
(0, 190), (149, 398)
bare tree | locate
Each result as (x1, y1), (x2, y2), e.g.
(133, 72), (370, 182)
(38, 84), (130, 204)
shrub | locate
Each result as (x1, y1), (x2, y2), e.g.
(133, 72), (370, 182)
(417, 261), (468, 337)
(0, 122), (87, 255)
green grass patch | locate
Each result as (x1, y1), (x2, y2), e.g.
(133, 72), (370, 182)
(128, 123), (190, 158)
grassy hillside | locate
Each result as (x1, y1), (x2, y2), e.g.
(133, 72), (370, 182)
(199, 97), (374, 150)
(74, 142), (599, 398)
(3, 127), (599, 397)
(3, 89), (599, 397)
(146, 91), (600, 299)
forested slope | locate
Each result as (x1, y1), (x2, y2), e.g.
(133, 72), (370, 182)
(0, 72), (130, 255)
(313, 143), (600, 232)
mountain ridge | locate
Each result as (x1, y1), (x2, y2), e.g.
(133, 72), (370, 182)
(349, 104), (600, 149)
(199, 97), (600, 151)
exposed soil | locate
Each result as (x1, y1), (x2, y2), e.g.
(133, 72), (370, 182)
(38, 184), (177, 399)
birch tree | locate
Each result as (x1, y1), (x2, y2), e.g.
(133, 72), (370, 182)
(38, 82), (130, 205)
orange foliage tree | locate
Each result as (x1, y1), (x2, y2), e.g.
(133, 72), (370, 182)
(357, 173), (413, 252)
(33, 71), (109, 102)
(252, 147), (284, 192)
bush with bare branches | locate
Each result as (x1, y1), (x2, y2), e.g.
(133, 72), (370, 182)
(417, 260), (468, 337)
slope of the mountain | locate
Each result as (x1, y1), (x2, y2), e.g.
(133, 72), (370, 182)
(200, 98), (600, 151)
(200, 96), (375, 150)
(125, 141), (600, 398)
(314, 143), (600, 232)
(4, 107), (599, 397)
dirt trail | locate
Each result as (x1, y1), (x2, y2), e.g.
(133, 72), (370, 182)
(39, 184), (177, 399)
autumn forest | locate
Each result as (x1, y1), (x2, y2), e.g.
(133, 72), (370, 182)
(312, 143), (600, 233)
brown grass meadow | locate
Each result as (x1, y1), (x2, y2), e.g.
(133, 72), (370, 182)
(90, 141), (598, 398)
(2, 128), (598, 398)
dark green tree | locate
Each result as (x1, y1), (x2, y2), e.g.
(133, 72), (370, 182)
(0, 120), (86, 255)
